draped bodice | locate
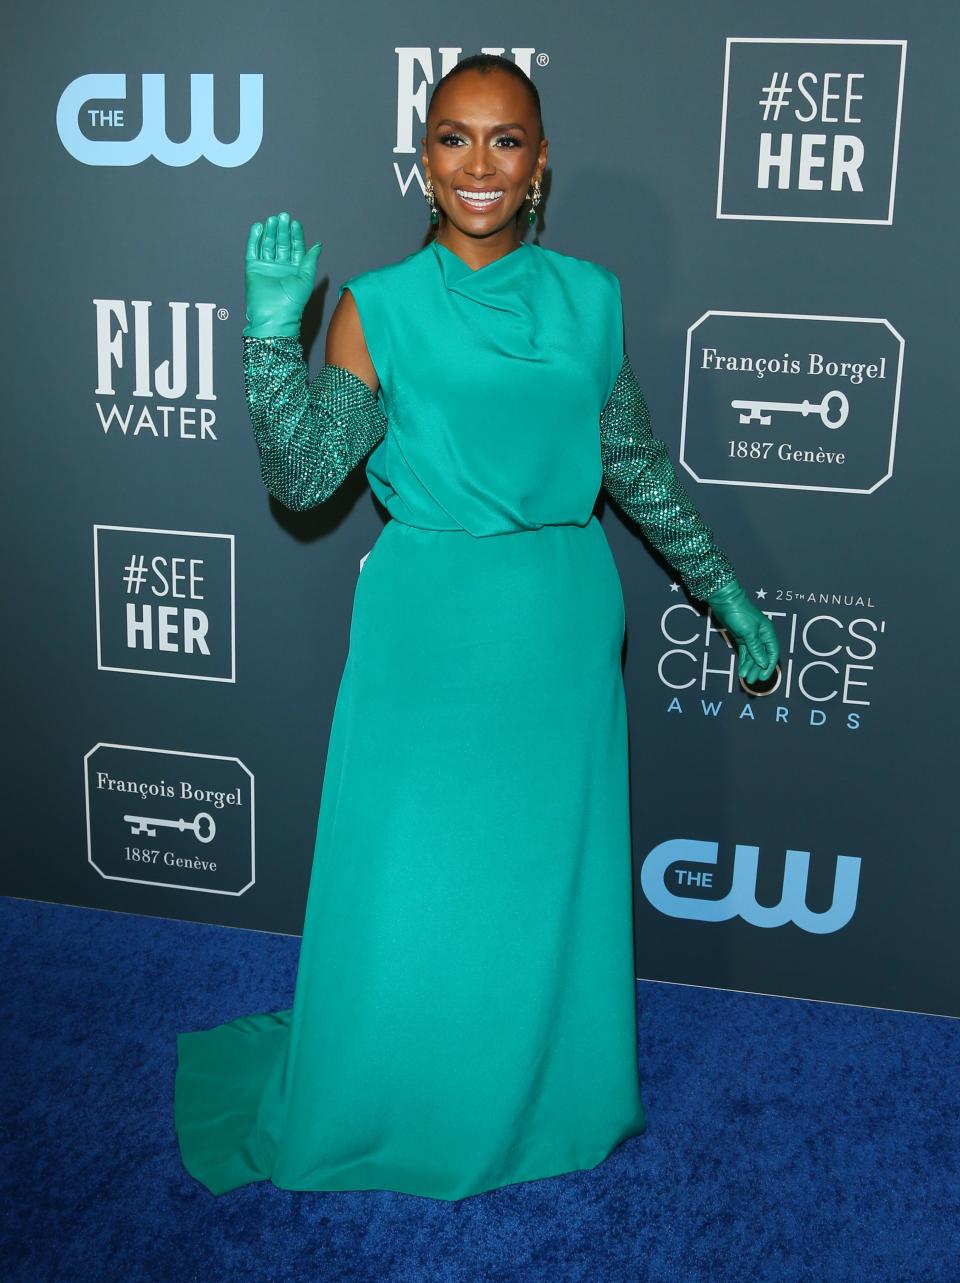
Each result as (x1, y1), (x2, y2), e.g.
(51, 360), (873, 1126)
(338, 237), (623, 536)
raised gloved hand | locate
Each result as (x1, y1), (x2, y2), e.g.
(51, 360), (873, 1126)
(705, 578), (780, 686)
(241, 213), (387, 510)
(243, 211), (323, 339)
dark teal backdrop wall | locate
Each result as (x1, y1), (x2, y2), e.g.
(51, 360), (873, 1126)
(4, 0), (957, 1018)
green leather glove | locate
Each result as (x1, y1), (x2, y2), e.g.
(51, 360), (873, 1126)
(705, 578), (780, 686)
(243, 210), (323, 339)
(600, 354), (780, 687)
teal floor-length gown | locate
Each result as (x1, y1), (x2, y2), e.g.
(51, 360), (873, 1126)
(173, 236), (647, 1200)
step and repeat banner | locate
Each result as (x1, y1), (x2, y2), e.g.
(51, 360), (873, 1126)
(3, 1), (957, 1018)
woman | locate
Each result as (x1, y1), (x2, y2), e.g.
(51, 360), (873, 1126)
(174, 54), (778, 1201)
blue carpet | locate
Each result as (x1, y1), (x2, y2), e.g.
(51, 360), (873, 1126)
(1, 895), (956, 1283)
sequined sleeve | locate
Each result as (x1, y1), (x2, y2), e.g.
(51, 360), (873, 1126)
(242, 335), (387, 512)
(599, 353), (738, 602)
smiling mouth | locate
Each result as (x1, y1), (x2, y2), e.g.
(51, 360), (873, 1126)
(455, 188), (505, 212)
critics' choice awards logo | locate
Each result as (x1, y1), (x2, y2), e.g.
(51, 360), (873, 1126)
(84, 744), (254, 894)
(57, 73), (263, 168)
(640, 839), (861, 935)
(717, 38), (907, 224)
(681, 312), (904, 494)
(393, 47), (546, 196)
(658, 589), (884, 733)
(94, 299), (225, 440)
(93, 526), (236, 682)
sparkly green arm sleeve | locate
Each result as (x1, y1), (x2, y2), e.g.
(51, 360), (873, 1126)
(600, 353), (738, 602)
(242, 335), (387, 512)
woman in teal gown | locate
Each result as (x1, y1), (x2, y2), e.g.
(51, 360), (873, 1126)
(174, 56), (777, 1201)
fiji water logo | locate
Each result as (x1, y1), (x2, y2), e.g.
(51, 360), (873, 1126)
(93, 299), (224, 441)
(57, 73), (263, 167)
(641, 838), (861, 934)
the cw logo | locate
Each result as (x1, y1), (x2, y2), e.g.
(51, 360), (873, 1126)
(56, 73), (263, 168)
(640, 839), (861, 934)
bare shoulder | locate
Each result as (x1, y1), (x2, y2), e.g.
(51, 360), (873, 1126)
(325, 287), (378, 397)
(325, 248), (423, 397)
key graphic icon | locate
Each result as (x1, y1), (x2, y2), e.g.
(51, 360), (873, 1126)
(123, 810), (216, 844)
(731, 389), (849, 429)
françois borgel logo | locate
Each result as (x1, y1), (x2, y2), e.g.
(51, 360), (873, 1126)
(640, 839), (861, 935)
(681, 312), (904, 494)
(393, 47), (545, 195)
(84, 744), (254, 895)
(93, 525), (235, 682)
(57, 73), (263, 168)
(94, 298), (223, 440)
(717, 38), (907, 224)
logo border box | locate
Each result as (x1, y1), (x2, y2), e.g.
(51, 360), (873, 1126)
(93, 524), (236, 682)
(84, 742), (255, 895)
(679, 310), (904, 494)
(716, 37), (908, 225)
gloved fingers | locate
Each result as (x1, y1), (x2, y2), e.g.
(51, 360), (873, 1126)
(275, 211), (291, 262)
(738, 654), (758, 687)
(741, 631), (762, 670)
(290, 218), (305, 265)
(246, 220), (264, 262)
(261, 213), (278, 261)
(741, 631), (774, 685)
(757, 618), (780, 678)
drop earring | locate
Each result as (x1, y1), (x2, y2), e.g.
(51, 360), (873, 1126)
(526, 178), (542, 226)
(425, 178), (439, 226)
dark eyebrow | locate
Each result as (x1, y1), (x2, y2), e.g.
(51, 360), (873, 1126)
(434, 118), (528, 134)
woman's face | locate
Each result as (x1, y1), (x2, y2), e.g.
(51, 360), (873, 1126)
(422, 68), (547, 240)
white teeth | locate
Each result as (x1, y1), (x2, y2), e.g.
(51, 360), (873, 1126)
(456, 189), (504, 203)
